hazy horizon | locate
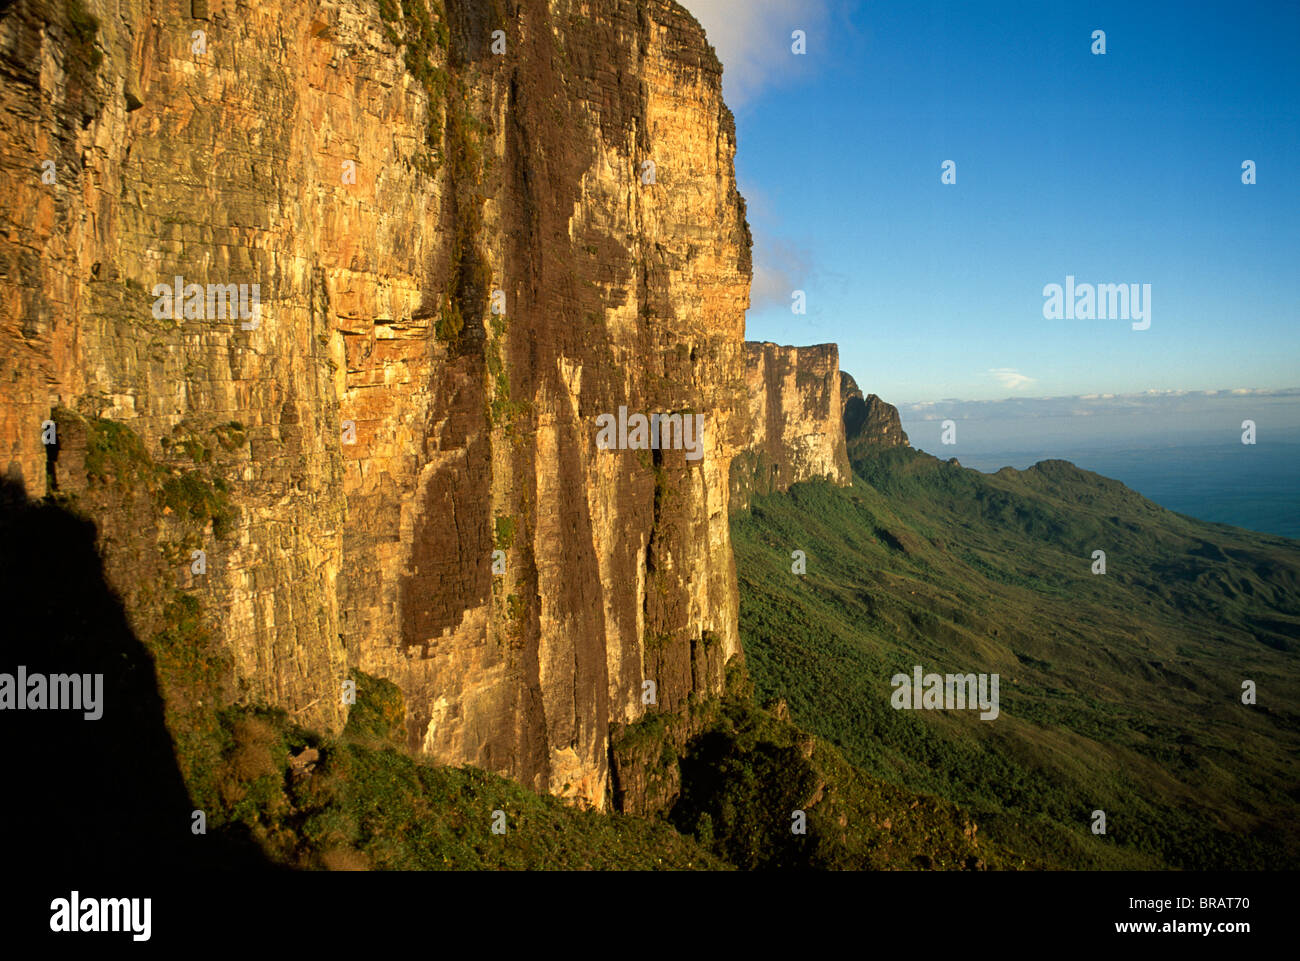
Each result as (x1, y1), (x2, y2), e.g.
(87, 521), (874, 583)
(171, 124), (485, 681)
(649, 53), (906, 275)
(892, 387), (1300, 539)
(894, 385), (1300, 451)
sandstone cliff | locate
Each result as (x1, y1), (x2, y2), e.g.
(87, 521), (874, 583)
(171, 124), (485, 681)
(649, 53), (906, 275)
(730, 341), (851, 510)
(842, 371), (910, 451)
(1, 0), (751, 810)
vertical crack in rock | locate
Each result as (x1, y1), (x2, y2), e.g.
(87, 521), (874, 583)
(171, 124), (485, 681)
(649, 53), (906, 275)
(1, 0), (753, 812)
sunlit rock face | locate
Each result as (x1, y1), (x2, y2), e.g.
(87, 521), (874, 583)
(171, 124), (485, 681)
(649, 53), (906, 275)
(730, 342), (852, 511)
(0, 0), (751, 810)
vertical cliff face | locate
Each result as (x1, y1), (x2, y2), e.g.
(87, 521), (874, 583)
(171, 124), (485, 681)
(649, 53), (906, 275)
(0, 0), (749, 809)
(730, 341), (851, 510)
(842, 372), (910, 451)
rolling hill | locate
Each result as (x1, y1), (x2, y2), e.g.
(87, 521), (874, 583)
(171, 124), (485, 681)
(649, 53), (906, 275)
(731, 445), (1300, 869)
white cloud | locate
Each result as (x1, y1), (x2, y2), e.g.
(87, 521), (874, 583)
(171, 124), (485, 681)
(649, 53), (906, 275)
(988, 368), (1036, 391)
(678, 0), (831, 107)
(749, 235), (812, 313)
(893, 388), (1300, 426)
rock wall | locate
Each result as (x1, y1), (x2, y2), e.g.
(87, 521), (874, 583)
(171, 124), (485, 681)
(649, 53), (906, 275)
(842, 371), (910, 451)
(730, 341), (851, 510)
(0, 0), (750, 810)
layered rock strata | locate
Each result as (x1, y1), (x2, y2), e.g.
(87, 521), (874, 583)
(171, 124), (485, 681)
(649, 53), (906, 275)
(0, 0), (751, 810)
(730, 341), (852, 510)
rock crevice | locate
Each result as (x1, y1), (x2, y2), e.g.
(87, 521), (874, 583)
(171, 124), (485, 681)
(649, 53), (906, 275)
(1, 0), (749, 811)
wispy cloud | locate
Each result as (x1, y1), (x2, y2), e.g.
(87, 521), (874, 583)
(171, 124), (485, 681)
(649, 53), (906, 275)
(988, 368), (1035, 391)
(679, 0), (831, 107)
(749, 234), (812, 313)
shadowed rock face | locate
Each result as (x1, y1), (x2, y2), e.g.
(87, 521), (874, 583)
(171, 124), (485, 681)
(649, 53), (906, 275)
(842, 372), (910, 451)
(0, 477), (267, 871)
(730, 342), (852, 510)
(1, 0), (751, 810)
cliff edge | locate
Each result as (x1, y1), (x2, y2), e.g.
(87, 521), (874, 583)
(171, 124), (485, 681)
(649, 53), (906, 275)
(0, 0), (751, 811)
(842, 371), (910, 451)
(730, 341), (852, 510)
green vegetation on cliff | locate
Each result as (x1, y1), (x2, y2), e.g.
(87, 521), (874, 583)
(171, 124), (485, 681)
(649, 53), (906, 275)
(184, 674), (729, 871)
(63, 0), (103, 79)
(379, 0), (490, 349)
(55, 407), (238, 540)
(152, 591), (232, 820)
(379, 0), (450, 150)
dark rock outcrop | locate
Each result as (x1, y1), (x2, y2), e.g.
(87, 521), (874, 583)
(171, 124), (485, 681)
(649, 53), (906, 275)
(842, 372), (910, 450)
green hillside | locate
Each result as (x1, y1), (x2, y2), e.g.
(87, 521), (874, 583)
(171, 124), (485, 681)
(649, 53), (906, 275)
(16, 416), (1297, 870)
(8, 409), (1030, 872)
(184, 673), (731, 871)
(731, 445), (1300, 869)
(173, 665), (1020, 871)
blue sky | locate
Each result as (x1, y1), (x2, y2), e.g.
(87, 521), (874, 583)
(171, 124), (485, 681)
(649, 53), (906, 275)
(681, 0), (1300, 406)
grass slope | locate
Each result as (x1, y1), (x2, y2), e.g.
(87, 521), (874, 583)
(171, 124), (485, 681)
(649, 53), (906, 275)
(666, 673), (1033, 870)
(199, 674), (729, 870)
(200, 669), (1023, 871)
(731, 446), (1300, 869)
